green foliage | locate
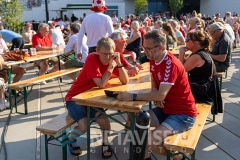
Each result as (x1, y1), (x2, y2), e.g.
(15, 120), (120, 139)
(133, 0), (148, 15)
(169, 0), (183, 14)
(0, 0), (24, 33)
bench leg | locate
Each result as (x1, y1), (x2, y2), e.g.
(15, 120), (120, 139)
(129, 112), (135, 160)
(45, 134), (49, 160)
(87, 106), (91, 160)
(149, 101), (152, 109)
(62, 131), (67, 160)
(212, 114), (215, 122)
(191, 150), (196, 160)
(166, 150), (171, 160)
(24, 87), (28, 115)
(219, 77), (222, 90)
(14, 90), (17, 113)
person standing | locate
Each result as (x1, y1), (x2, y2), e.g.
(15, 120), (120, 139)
(77, 0), (114, 58)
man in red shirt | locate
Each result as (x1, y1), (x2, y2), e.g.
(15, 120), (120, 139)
(32, 23), (64, 84)
(117, 30), (196, 160)
(109, 31), (143, 76)
(65, 37), (129, 158)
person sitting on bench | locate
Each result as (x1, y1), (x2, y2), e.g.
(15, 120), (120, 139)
(50, 23), (88, 81)
(178, 30), (223, 115)
(116, 30), (197, 160)
(65, 37), (129, 159)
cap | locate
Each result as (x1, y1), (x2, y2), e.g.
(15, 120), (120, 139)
(90, 0), (107, 12)
(208, 23), (223, 32)
(25, 23), (32, 27)
(48, 21), (57, 26)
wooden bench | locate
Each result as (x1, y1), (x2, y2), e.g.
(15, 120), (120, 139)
(8, 67), (82, 114)
(164, 104), (211, 160)
(36, 111), (75, 160)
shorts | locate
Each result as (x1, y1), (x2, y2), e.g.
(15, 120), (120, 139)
(149, 107), (196, 134)
(64, 59), (84, 69)
(66, 101), (105, 122)
(36, 57), (58, 66)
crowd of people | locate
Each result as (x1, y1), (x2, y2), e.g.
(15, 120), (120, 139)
(0, 0), (235, 159)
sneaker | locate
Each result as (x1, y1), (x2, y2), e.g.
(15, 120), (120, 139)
(5, 100), (10, 109)
(0, 103), (6, 111)
(38, 81), (47, 85)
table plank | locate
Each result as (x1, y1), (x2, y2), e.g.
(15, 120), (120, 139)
(3, 50), (65, 68)
(72, 63), (151, 112)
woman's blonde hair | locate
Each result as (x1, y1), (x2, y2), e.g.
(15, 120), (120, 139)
(187, 30), (212, 52)
(131, 21), (139, 30)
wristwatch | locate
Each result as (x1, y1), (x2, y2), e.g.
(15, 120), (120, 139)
(117, 64), (123, 68)
(132, 93), (137, 101)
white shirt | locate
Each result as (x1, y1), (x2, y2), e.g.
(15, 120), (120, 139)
(224, 23), (235, 43)
(56, 20), (65, 29)
(0, 38), (8, 54)
(50, 27), (65, 46)
(77, 12), (114, 54)
(65, 34), (88, 63)
(112, 17), (119, 24)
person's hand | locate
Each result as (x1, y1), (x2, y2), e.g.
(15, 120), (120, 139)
(179, 46), (187, 56)
(136, 63), (143, 70)
(112, 52), (121, 65)
(108, 58), (117, 70)
(154, 101), (165, 108)
(56, 45), (60, 50)
(116, 92), (133, 101)
(128, 67), (139, 76)
(77, 53), (82, 60)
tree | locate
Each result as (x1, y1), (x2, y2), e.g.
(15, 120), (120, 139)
(0, 0), (24, 33)
(133, 0), (148, 15)
(168, 0), (183, 17)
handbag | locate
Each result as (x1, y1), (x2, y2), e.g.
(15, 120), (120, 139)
(190, 56), (214, 96)
(2, 50), (26, 61)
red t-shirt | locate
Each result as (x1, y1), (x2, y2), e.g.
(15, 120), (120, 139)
(125, 19), (131, 25)
(139, 27), (146, 46)
(179, 26), (187, 38)
(150, 51), (196, 116)
(32, 32), (52, 48)
(65, 53), (127, 101)
(147, 17), (151, 27)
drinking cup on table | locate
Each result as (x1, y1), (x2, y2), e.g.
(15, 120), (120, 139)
(14, 48), (19, 51)
(168, 44), (174, 51)
(22, 49), (29, 58)
(52, 44), (57, 53)
(30, 48), (36, 56)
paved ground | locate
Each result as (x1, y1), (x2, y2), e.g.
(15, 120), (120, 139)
(1, 48), (240, 160)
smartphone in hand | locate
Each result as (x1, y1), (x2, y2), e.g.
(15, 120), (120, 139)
(104, 90), (118, 98)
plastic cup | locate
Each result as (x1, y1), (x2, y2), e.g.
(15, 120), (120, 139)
(168, 44), (174, 51)
(52, 44), (57, 53)
(22, 49), (29, 58)
(30, 48), (37, 56)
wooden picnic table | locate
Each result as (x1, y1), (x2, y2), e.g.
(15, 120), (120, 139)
(3, 50), (65, 84)
(72, 62), (151, 160)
